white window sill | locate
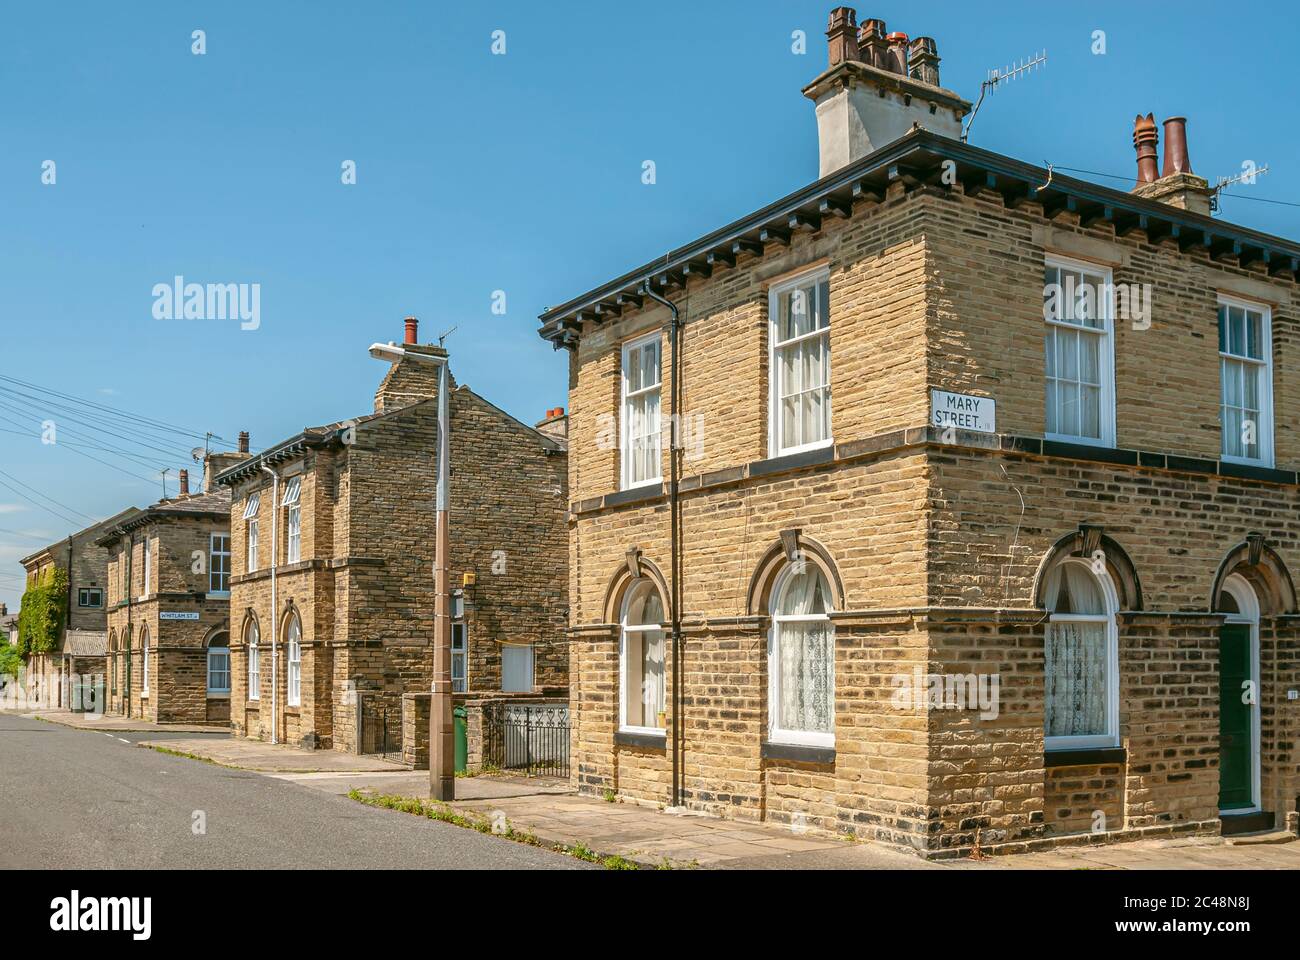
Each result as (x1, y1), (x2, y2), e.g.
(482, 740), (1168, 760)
(773, 438), (834, 459)
(1045, 736), (1118, 752)
(206, 591), (231, 600)
(1045, 433), (1113, 448)
(618, 725), (665, 738)
(620, 477), (663, 493)
(768, 730), (834, 749)
(207, 691), (231, 699)
(1221, 454), (1275, 469)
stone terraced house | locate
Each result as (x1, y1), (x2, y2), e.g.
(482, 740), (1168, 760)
(99, 464), (243, 724)
(214, 318), (568, 755)
(538, 7), (1300, 857)
(18, 506), (140, 710)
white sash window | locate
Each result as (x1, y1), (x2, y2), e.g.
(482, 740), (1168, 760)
(1044, 558), (1119, 750)
(769, 564), (834, 747)
(620, 579), (666, 733)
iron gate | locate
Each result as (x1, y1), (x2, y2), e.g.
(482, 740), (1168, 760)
(358, 695), (402, 762)
(483, 702), (569, 778)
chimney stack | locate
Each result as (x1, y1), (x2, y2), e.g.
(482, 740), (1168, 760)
(535, 407), (568, 443)
(858, 19), (890, 70)
(1132, 113), (1159, 184)
(885, 32), (910, 74)
(205, 430), (254, 492)
(1161, 117), (1192, 177)
(179, 470), (189, 496)
(804, 7), (970, 178)
(404, 316), (419, 345)
(1131, 113), (1211, 216)
(908, 37), (941, 86)
(826, 7), (859, 67)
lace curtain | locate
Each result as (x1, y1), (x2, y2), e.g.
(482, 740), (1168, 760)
(623, 580), (665, 728)
(1045, 619), (1107, 737)
(776, 569), (832, 734)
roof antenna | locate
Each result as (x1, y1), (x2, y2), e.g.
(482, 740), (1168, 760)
(159, 467), (170, 500)
(1210, 163), (1270, 214)
(961, 50), (1048, 143)
(438, 325), (457, 348)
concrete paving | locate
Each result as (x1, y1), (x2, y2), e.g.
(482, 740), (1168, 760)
(0, 712), (584, 869)
(136, 735), (407, 772)
(24, 709), (226, 735)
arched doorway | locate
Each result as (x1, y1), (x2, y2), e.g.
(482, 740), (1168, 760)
(1215, 574), (1261, 815)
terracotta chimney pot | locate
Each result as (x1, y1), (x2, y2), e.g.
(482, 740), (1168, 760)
(826, 7), (859, 68)
(1162, 117), (1192, 176)
(1132, 113), (1159, 185)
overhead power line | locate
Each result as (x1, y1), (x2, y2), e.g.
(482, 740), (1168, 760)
(0, 374), (220, 443)
(0, 467), (97, 525)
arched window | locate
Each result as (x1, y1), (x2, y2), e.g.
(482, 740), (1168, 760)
(769, 563), (835, 747)
(1044, 558), (1119, 750)
(286, 612), (302, 707)
(245, 619), (260, 701)
(140, 626), (151, 697)
(108, 632), (117, 696)
(207, 632), (230, 694)
(620, 579), (665, 734)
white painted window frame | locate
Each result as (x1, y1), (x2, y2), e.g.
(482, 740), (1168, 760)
(141, 627), (150, 698)
(207, 641), (231, 695)
(619, 581), (667, 737)
(767, 563), (836, 749)
(1043, 255), (1116, 449)
(209, 532), (231, 595)
(247, 517), (259, 573)
(286, 506), (301, 564)
(451, 621), (468, 694)
(1044, 558), (1120, 752)
(246, 620), (260, 701)
(1217, 295), (1274, 467)
(768, 266), (833, 458)
(286, 615), (302, 707)
(620, 330), (663, 491)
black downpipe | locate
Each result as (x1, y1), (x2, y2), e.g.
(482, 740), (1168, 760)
(642, 284), (683, 808)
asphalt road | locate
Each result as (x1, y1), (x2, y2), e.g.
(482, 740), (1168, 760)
(0, 713), (586, 869)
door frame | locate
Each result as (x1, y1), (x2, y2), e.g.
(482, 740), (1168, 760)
(1219, 573), (1261, 815)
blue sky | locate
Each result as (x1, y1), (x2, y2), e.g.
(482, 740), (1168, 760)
(1, 0), (1296, 609)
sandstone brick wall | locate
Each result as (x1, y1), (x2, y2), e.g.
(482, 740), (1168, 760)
(923, 190), (1297, 461)
(558, 177), (1300, 855)
(225, 373), (568, 753)
(101, 513), (230, 725)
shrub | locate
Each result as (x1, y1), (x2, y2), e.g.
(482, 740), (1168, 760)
(17, 567), (68, 656)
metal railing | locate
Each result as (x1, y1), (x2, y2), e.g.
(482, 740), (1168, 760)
(482, 702), (569, 778)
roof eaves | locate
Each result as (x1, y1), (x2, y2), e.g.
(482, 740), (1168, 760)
(537, 130), (1300, 346)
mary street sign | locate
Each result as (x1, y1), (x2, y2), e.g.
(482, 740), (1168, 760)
(931, 389), (995, 434)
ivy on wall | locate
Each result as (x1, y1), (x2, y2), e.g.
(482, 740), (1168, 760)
(16, 567), (68, 657)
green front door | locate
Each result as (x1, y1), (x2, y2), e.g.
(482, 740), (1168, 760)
(1219, 623), (1254, 811)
